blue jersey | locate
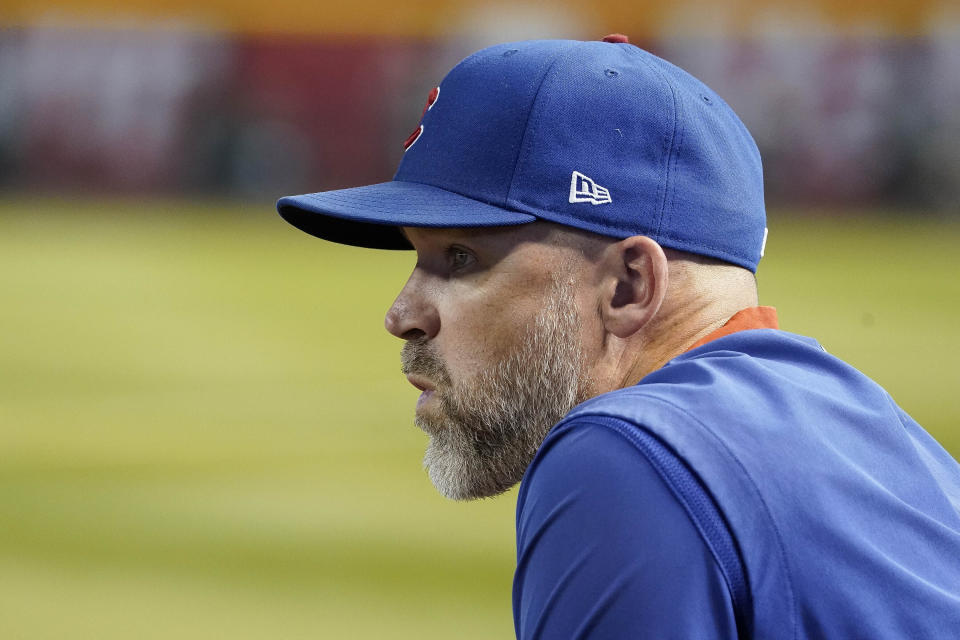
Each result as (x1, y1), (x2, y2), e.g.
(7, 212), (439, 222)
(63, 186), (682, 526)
(514, 328), (960, 639)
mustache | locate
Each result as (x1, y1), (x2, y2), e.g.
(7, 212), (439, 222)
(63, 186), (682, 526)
(400, 339), (452, 387)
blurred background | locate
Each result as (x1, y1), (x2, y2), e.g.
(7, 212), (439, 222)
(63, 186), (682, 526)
(1, 1), (958, 638)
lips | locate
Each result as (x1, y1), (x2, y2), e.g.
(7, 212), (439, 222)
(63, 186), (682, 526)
(405, 374), (438, 411)
(405, 373), (436, 393)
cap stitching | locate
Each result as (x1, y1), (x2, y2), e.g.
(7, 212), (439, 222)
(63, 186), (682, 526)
(663, 87), (687, 239)
(622, 47), (679, 240)
(506, 42), (581, 205)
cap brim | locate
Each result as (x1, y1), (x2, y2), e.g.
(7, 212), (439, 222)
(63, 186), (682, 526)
(277, 180), (537, 249)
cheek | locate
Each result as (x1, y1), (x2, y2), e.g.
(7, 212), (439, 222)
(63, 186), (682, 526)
(575, 289), (603, 347)
(435, 291), (536, 380)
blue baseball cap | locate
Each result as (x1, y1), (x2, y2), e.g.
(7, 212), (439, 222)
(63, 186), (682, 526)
(277, 35), (767, 271)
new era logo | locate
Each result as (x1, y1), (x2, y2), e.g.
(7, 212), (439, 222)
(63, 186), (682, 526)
(569, 171), (612, 205)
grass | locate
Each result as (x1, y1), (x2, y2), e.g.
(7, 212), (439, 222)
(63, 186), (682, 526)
(0, 198), (957, 639)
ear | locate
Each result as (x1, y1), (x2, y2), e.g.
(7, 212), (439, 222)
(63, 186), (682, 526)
(599, 235), (668, 339)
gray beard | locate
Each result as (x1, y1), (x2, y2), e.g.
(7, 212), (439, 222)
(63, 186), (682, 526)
(400, 279), (592, 500)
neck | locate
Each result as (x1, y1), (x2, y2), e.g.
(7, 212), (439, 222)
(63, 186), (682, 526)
(617, 296), (750, 388)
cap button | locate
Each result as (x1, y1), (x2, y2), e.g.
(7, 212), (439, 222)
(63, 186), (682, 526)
(601, 33), (629, 44)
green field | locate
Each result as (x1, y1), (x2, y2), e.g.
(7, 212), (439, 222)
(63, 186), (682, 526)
(1, 199), (958, 639)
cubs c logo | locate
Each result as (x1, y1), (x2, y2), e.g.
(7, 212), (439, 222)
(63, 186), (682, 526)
(403, 86), (440, 152)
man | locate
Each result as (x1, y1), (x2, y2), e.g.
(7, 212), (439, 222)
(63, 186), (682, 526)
(277, 36), (960, 638)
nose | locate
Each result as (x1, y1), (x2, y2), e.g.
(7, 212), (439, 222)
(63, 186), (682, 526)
(384, 271), (440, 341)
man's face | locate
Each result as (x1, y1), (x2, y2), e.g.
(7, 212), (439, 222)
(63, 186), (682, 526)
(385, 223), (596, 500)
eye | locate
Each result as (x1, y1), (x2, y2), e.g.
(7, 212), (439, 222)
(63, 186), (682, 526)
(447, 246), (476, 272)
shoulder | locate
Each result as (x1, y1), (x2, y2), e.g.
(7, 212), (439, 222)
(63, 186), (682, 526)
(516, 416), (673, 535)
(516, 417), (715, 560)
(517, 415), (681, 523)
(513, 416), (743, 639)
(516, 414), (745, 581)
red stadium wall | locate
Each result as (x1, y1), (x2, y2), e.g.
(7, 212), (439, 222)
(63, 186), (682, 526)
(0, 16), (957, 209)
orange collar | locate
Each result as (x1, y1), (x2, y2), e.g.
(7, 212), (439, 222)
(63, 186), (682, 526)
(685, 306), (779, 352)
